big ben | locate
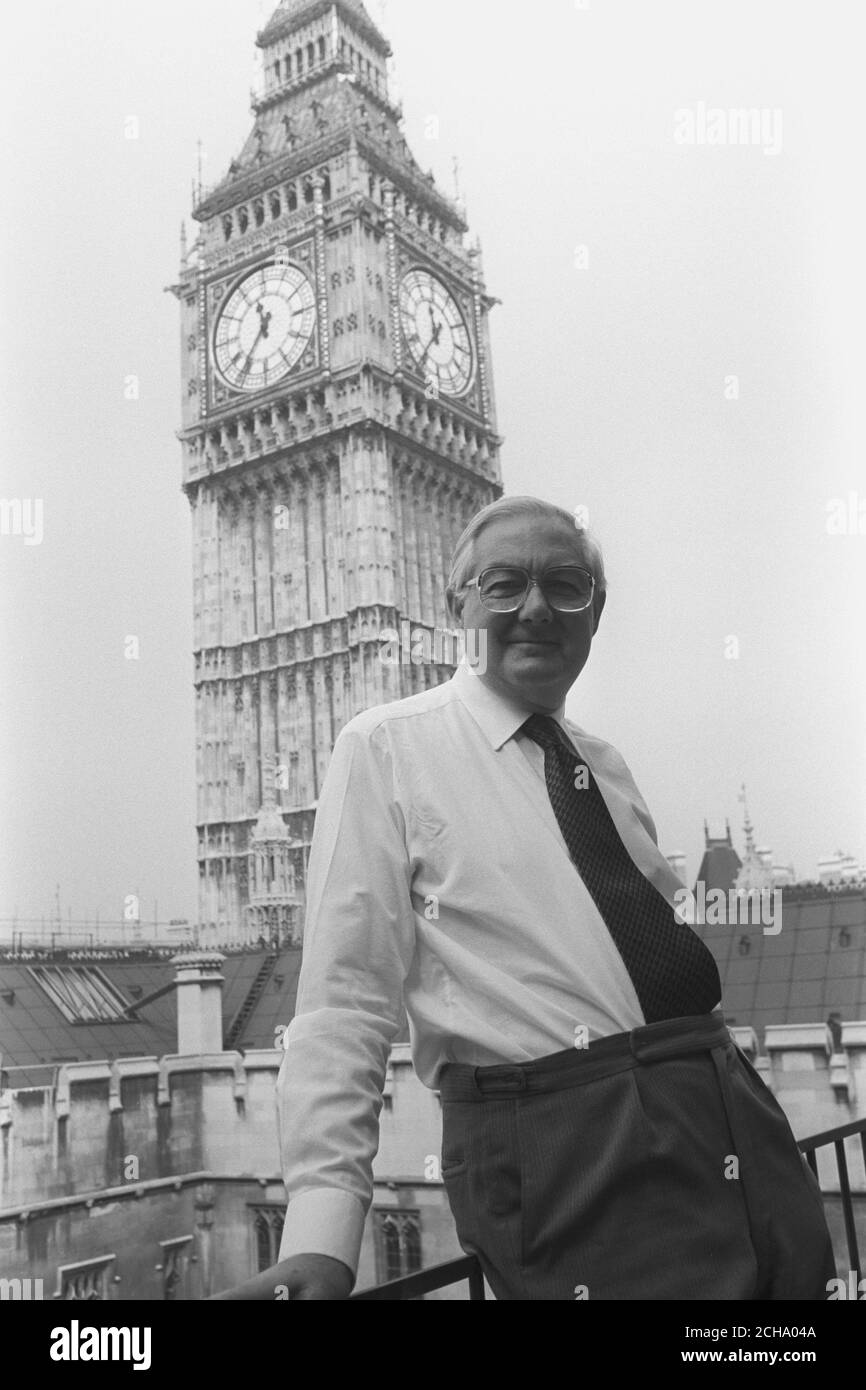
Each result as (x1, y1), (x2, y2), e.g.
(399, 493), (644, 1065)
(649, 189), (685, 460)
(173, 0), (502, 946)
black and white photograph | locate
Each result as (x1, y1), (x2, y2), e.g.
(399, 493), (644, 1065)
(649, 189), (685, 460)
(1, 0), (865, 1350)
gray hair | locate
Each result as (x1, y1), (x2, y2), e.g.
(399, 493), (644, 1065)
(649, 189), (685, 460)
(447, 496), (607, 616)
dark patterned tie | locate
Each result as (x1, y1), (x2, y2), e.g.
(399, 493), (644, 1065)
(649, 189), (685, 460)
(521, 714), (721, 1023)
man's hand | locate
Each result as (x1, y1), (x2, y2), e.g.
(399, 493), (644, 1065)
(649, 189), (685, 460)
(210, 1253), (353, 1301)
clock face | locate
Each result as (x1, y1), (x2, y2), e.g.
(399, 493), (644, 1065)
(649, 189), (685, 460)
(399, 269), (474, 396)
(213, 262), (316, 392)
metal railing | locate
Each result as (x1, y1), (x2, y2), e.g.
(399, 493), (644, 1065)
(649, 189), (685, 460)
(350, 1254), (484, 1301)
(799, 1115), (866, 1281)
(350, 1117), (866, 1300)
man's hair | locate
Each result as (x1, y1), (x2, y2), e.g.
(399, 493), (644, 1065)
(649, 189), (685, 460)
(447, 496), (607, 617)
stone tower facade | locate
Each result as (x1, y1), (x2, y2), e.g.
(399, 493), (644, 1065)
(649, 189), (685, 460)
(173, 0), (502, 945)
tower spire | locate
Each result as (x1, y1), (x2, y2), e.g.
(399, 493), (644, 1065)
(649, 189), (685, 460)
(738, 783), (755, 853)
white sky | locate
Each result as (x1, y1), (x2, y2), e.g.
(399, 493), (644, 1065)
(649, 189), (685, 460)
(1, 0), (864, 928)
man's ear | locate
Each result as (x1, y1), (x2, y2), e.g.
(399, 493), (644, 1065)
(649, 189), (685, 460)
(446, 587), (464, 626)
(591, 589), (606, 636)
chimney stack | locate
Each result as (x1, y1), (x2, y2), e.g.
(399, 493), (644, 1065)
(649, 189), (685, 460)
(172, 952), (226, 1055)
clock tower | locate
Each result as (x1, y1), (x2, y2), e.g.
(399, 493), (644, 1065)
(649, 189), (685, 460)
(173, 0), (502, 946)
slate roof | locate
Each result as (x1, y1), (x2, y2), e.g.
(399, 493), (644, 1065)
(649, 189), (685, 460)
(0, 947), (304, 1084)
(258, 0), (389, 55)
(4, 888), (862, 1083)
(695, 823), (742, 896)
(694, 886), (866, 1035)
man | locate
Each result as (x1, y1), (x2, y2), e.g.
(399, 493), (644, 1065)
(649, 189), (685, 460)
(218, 496), (835, 1301)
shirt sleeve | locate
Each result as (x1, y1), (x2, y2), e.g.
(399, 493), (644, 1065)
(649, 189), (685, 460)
(275, 722), (416, 1280)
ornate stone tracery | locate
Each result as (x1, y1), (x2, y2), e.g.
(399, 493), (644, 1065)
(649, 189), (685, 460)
(174, 0), (502, 944)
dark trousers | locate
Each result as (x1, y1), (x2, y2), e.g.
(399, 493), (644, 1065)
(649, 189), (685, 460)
(439, 1013), (836, 1300)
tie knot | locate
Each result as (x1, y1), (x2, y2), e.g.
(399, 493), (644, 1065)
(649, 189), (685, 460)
(521, 713), (569, 754)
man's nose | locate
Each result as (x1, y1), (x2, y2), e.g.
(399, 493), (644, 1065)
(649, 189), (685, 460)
(517, 581), (554, 621)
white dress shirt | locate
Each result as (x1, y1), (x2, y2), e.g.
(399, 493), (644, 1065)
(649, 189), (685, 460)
(277, 661), (691, 1277)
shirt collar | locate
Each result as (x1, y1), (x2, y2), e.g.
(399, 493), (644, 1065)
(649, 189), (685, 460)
(452, 660), (567, 751)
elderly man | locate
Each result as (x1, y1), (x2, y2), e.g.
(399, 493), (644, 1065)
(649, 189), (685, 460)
(219, 496), (835, 1301)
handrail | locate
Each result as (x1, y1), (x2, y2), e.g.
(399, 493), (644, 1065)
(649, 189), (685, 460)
(799, 1115), (866, 1280)
(350, 1254), (484, 1301)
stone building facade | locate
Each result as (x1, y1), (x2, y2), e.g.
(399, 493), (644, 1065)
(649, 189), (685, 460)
(1, 935), (865, 1300)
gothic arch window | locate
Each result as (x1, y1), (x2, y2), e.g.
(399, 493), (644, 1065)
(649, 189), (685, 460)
(295, 47), (303, 72)
(269, 190), (282, 219)
(238, 206), (249, 234)
(284, 55), (292, 81)
(303, 179), (315, 205)
(251, 1206), (286, 1273)
(160, 1238), (193, 1301)
(374, 1211), (422, 1286)
(317, 36), (326, 62)
(273, 61), (281, 83)
(287, 184), (298, 212)
(253, 198), (265, 228)
(58, 1256), (116, 1301)
(320, 171), (332, 200)
(307, 42), (315, 66)
(222, 215), (233, 242)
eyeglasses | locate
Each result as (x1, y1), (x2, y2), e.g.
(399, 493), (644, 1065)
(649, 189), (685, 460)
(462, 566), (596, 614)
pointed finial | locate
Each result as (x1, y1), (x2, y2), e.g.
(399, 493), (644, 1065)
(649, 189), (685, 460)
(738, 784), (755, 851)
(180, 222), (189, 271)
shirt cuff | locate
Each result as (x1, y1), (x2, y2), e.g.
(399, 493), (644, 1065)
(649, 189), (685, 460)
(277, 1187), (368, 1282)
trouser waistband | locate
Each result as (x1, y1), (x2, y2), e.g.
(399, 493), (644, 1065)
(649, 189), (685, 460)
(438, 1012), (731, 1101)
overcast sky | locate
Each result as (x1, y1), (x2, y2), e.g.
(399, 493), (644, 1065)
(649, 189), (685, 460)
(1, 0), (864, 931)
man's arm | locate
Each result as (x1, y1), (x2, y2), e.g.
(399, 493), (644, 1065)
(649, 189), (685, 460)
(274, 721), (416, 1295)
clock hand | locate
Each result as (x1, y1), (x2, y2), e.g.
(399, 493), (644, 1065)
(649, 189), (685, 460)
(417, 316), (444, 369)
(243, 321), (268, 376)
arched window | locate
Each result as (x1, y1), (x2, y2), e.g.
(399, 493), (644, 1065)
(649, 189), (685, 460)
(381, 1216), (401, 1283)
(287, 185), (298, 212)
(303, 179), (315, 205)
(237, 207), (249, 234)
(253, 198), (265, 228)
(295, 47), (303, 72)
(317, 36), (326, 62)
(273, 61), (281, 84)
(321, 172), (332, 201)
(269, 191), (282, 219)
(222, 215), (233, 242)
(284, 55), (292, 81)
(307, 42), (315, 66)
